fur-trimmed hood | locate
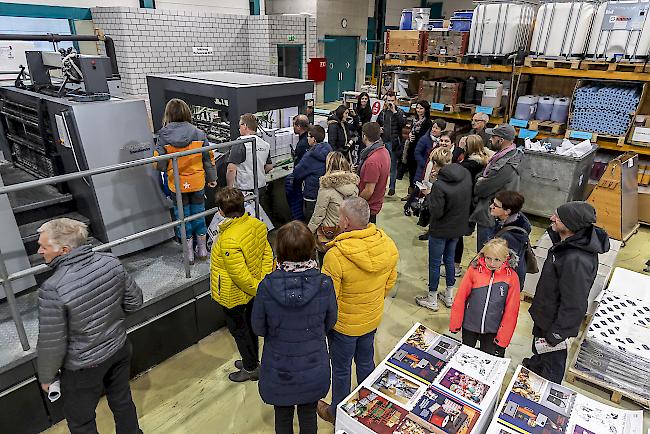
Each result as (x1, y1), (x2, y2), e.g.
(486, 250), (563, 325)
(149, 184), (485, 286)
(470, 249), (520, 272)
(468, 148), (495, 166)
(319, 170), (359, 197)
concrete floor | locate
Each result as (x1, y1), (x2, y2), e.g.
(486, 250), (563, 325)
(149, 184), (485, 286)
(45, 177), (650, 433)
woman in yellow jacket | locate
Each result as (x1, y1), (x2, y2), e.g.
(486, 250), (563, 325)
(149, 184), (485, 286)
(210, 187), (273, 382)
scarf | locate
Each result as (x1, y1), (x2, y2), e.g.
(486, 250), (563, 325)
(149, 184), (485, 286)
(482, 144), (515, 177)
(278, 259), (319, 273)
(357, 140), (384, 175)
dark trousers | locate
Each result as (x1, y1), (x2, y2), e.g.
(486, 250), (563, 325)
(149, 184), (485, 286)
(455, 236), (464, 264)
(303, 199), (316, 223)
(274, 402), (318, 434)
(61, 341), (140, 434)
(328, 329), (376, 417)
(369, 213), (377, 224)
(462, 329), (506, 358)
(222, 298), (259, 371)
(525, 328), (568, 384)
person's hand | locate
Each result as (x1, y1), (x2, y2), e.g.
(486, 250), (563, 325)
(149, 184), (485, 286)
(207, 181), (217, 188)
(421, 187), (431, 195)
(409, 132), (415, 141)
(389, 102), (397, 113)
(41, 383), (50, 393)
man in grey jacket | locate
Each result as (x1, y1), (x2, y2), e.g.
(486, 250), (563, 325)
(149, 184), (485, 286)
(469, 124), (522, 252)
(36, 218), (143, 434)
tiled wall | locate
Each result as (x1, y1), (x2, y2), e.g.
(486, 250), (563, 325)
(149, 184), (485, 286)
(91, 7), (316, 98)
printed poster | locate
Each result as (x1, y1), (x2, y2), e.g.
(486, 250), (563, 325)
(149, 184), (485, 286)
(567, 394), (644, 434)
(412, 386), (481, 434)
(510, 367), (576, 416)
(405, 325), (461, 362)
(497, 392), (569, 434)
(387, 343), (447, 384)
(340, 387), (408, 434)
(369, 366), (428, 410)
(438, 368), (490, 406)
(448, 345), (511, 386)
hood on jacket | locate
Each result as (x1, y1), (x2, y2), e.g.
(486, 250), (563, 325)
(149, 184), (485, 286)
(468, 150), (493, 166)
(328, 224), (395, 273)
(437, 163), (469, 184)
(320, 171), (360, 197)
(158, 122), (201, 148)
(548, 224), (610, 255)
(498, 213), (532, 242)
(327, 114), (342, 125)
(470, 250), (519, 273)
(48, 244), (94, 269)
(487, 148), (523, 174)
(264, 268), (324, 307)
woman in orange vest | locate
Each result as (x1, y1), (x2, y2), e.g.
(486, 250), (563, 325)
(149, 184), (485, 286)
(155, 98), (217, 263)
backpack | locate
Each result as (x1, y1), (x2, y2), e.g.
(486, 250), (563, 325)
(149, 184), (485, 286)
(494, 226), (540, 274)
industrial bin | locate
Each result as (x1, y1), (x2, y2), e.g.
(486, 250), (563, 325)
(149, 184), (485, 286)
(519, 139), (598, 217)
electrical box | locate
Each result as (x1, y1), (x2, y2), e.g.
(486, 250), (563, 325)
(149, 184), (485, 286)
(307, 57), (327, 82)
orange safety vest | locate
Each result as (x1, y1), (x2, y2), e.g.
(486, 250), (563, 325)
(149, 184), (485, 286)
(159, 140), (210, 193)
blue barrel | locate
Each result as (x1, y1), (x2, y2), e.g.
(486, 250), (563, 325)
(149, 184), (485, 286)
(400, 9), (413, 30)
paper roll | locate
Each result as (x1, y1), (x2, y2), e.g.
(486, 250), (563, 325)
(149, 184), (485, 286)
(48, 380), (61, 402)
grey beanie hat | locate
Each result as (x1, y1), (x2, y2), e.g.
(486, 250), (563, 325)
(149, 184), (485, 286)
(556, 201), (597, 232)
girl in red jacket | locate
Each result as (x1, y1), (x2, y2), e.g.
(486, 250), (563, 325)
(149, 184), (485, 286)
(449, 238), (520, 357)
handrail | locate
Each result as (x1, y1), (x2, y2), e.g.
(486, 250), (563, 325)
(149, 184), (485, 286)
(0, 135), (260, 352)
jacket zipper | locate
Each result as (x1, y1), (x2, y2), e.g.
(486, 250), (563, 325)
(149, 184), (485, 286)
(218, 275), (221, 296)
(480, 271), (495, 334)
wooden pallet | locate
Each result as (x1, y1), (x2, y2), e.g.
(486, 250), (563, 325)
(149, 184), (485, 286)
(565, 130), (626, 146)
(430, 103), (457, 113)
(425, 54), (464, 64)
(524, 57), (581, 70)
(580, 60), (650, 73)
(638, 164), (650, 187)
(385, 53), (422, 61)
(454, 103), (475, 116)
(463, 54), (516, 66)
(528, 120), (566, 135)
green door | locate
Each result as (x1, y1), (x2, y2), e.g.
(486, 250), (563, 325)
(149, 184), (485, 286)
(324, 36), (358, 103)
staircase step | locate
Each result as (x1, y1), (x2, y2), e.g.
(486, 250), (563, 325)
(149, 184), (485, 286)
(1, 163), (73, 214)
(19, 212), (91, 244)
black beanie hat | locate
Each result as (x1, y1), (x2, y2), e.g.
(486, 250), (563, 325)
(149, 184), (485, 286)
(556, 201), (596, 232)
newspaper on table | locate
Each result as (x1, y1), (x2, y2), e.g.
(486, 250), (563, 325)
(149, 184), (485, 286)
(207, 192), (274, 244)
(486, 365), (643, 434)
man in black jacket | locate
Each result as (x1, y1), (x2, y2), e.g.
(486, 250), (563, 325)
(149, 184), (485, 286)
(377, 91), (406, 196)
(525, 201), (610, 383)
(36, 218), (143, 434)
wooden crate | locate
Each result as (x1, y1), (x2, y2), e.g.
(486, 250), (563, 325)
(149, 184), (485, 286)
(524, 57), (580, 70)
(528, 120), (566, 135)
(580, 60), (650, 73)
(385, 30), (427, 59)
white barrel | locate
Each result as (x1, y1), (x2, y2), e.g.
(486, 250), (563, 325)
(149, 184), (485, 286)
(515, 95), (539, 120)
(530, 1), (598, 58)
(481, 81), (504, 108)
(468, 2), (536, 56)
(587, 0), (650, 60)
(412, 8), (431, 30)
(536, 96), (556, 121)
(551, 97), (571, 123)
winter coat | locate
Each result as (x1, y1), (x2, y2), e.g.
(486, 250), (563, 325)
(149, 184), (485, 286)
(450, 255), (521, 347)
(155, 122), (217, 193)
(308, 171), (360, 233)
(470, 148), (523, 228)
(377, 108), (406, 146)
(327, 115), (351, 153)
(322, 224), (399, 336)
(414, 131), (439, 182)
(460, 152), (492, 184)
(292, 141), (333, 200)
(37, 245), (143, 383)
(493, 213), (532, 287)
(406, 118), (433, 164)
(353, 106), (373, 135)
(529, 225), (610, 345)
(293, 132), (309, 165)
(427, 163), (472, 239)
(210, 214), (274, 309)
(252, 269), (338, 406)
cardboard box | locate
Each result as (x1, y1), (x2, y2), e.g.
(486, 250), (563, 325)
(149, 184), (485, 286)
(385, 30), (427, 56)
(639, 187), (650, 224)
(418, 80), (436, 102)
(631, 126), (650, 146)
(437, 81), (462, 105)
(426, 31), (469, 57)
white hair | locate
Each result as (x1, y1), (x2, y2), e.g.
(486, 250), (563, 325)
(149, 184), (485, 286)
(38, 218), (88, 250)
(474, 112), (489, 122)
(341, 197), (370, 227)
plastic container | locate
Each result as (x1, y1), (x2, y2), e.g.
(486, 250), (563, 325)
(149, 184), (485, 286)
(481, 80), (504, 108)
(427, 19), (446, 30)
(587, 0), (650, 60)
(515, 95), (539, 120)
(464, 76), (478, 103)
(450, 18), (472, 32)
(536, 96), (556, 121)
(400, 9), (413, 30)
(467, 1), (536, 56)
(530, 1), (598, 58)
(412, 8), (431, 30)
(551, 97), (570, 123)
(453, 10), (474, 19)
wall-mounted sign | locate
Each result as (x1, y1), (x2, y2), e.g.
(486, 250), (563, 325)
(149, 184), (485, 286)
(287, 35), (296, 42)
(192, 46), (214, 56)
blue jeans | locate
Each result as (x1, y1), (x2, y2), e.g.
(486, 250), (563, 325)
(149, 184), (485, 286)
(428, 236), (458, 291)
(476, 224), (495, 253)
(328, 329), (376, 416)
(384, 141), (398, 191)
(172, 190), (207, 239)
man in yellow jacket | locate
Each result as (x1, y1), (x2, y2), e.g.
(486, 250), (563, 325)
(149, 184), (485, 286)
(317, 197), (399, 423)
(210, 188), (273, 382)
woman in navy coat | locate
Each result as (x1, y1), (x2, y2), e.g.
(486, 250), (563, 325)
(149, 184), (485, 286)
(252, 221), (338, 434)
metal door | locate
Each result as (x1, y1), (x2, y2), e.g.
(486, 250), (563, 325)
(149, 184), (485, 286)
(324, 36), (358, 103)
(277, 45), (302, 79)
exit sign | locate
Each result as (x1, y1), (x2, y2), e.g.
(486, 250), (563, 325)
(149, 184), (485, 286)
(287, 34), (296, 41)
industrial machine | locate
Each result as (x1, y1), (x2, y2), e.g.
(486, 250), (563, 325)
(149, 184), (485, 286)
(0, 49), (172, 296)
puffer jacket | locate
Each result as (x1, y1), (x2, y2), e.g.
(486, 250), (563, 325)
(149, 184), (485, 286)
(322, 224), (399, 336)
(427, 163), (472, 239)
(292, 141), (333, 200)
(493, 213), (532, 287)
(252, 268), (338, 406)
(449, 254), (521, 347)
(376, 107), (406, 146)
(327, 115), (350, 153)
(210, 214), (274, 309)
(529, 225), (610, 345)
(307, 171), (360, 233)
(37, 245), (143, 383)
(470, 147), (523, 227)
(154, 121), (217, 193)
(414, 131), (439, 182)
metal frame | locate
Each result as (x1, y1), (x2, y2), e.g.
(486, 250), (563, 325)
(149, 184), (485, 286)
(0, 137), (259, 352)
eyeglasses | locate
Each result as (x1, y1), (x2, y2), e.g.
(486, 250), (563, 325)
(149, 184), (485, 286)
(472, 118), (485, 123)
(307, 134), (314, 138)
(490, 200), (503, 209)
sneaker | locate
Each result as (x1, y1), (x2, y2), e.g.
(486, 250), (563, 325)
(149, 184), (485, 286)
(234, 359), (243, 370)
(228, 367), (259, 382)
(387, 189), (395, 196)
(455, 265), (463, 277)
(317, 400), (335, 424)
(438, 287), (454, 308)
(415, 293), (439, 311)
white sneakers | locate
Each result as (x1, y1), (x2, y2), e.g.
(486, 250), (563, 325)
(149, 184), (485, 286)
(438, 286), (454, 308)
(415, 287), (454, 311)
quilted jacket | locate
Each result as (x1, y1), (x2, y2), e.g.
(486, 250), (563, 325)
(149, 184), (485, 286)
(210, 213), (274, 309)
(292, 141), (332, 200)
(307, 171), (359, 233)
(37, 245), (143, 384)
(322, 224), (399, 336)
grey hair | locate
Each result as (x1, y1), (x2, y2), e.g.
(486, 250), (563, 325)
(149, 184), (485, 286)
(473, 112), (489, 122)
(38, 218), (88, 250)
(293, 114), (309, 129)
(341, 197), (370, 227)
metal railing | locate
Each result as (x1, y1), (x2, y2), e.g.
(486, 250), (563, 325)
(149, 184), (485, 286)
(0, 136), (260, 352)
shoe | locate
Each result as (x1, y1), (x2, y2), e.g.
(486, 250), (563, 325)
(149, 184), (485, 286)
(404, 206), (412, 216)
(234, 359), (243, 370)
(317, 400), (335, 424)
(387, 189), (395, 196)
(418, 233), (428, 241)
(196, 234), (208, 261)
(415, 293), (439, 311)
(455, 264), (462, 277)
(185, 238), (195, 265)
(438, 287), (454, 308)
(228, 367), (259, 382)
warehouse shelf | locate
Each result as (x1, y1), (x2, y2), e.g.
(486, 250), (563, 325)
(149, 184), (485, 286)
(383, 59), (513, 73)
(429, 109), (504, 124)
(521, 66), (650, 83)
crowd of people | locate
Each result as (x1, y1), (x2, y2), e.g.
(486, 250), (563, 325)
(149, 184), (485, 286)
(33, 95), (610, 434)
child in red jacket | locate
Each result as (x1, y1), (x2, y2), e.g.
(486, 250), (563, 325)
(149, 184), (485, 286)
(449, 238), (521, 357)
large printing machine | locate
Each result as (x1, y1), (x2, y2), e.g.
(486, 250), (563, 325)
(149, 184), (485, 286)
(0, 43), (314, 433)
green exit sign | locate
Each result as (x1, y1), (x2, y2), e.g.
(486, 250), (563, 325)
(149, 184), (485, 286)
(287, 34), (296, 41)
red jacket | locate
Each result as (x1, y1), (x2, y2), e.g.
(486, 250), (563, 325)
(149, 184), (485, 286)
(449, 255), (521, 347)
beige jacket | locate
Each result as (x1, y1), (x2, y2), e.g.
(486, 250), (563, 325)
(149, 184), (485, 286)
(308, 171), (359, 233)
